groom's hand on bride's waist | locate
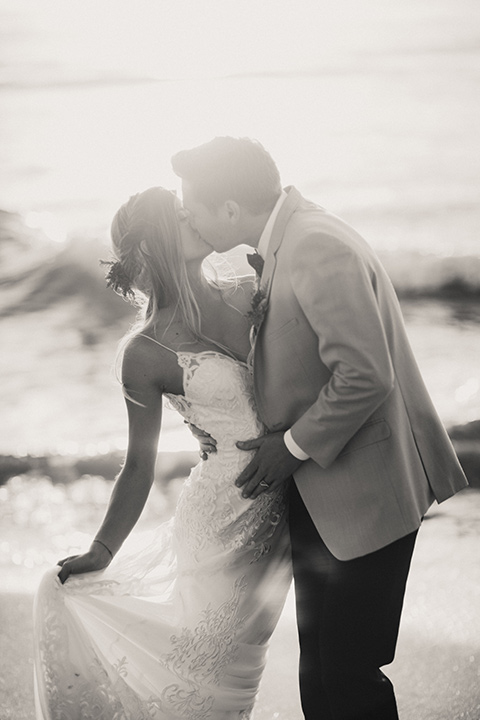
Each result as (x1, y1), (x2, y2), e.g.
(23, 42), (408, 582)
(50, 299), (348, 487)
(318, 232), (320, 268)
(235, 432), (303, 499)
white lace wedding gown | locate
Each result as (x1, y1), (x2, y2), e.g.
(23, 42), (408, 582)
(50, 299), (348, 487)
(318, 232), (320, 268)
(33, 351), (292, 720)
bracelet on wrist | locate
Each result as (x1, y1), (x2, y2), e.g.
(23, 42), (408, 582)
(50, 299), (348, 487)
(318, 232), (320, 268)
(93, 539), (113, 559)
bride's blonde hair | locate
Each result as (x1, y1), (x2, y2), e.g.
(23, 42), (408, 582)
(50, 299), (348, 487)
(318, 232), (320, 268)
(106, 186), (203, 341)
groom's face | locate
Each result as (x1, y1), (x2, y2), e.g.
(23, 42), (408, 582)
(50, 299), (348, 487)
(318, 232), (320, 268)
(181, 182), (239, 253)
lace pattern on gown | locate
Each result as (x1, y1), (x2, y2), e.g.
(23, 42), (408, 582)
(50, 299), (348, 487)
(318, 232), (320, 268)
(34, 351), (291, 720)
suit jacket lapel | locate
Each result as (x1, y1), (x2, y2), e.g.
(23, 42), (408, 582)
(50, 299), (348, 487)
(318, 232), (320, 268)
(260, 186), (301, 304)
(249, 187), (302, 350)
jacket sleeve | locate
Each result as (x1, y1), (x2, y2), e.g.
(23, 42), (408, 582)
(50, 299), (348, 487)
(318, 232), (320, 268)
(289, 233), (395, 468)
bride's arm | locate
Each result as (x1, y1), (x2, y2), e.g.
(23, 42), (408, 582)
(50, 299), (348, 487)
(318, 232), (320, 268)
(57, 341), (166, 583)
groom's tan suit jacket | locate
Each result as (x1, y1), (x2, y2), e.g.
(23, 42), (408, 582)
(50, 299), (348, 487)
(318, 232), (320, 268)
(253, 187), (468, 560)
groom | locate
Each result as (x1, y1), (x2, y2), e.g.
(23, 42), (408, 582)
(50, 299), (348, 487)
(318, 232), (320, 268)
(172, 137), (468, 720)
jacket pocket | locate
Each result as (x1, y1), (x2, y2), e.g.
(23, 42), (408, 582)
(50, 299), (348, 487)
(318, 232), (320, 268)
(338, 419), (391, 457)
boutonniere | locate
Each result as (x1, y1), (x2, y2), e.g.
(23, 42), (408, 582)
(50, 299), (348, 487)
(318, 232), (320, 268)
(246, 285), (269, 335)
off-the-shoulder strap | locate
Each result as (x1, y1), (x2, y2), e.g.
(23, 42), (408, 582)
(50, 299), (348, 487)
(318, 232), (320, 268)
(137, 333), (178, 356)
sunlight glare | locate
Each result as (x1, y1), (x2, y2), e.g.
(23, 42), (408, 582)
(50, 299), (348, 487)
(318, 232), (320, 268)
(455, 378), (479, 405)
(19, 0), (361, 80)
(25, 211), (67, 243)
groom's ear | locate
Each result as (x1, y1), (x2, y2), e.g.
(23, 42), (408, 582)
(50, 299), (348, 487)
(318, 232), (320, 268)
(223, 200), (241, 225)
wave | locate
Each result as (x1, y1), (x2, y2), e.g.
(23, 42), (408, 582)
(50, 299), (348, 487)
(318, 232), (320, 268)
(378, 250), (480, 299)
(0, 73), (161, 92)
(1, 210), (479, 317)
(2, 42), (477, 92)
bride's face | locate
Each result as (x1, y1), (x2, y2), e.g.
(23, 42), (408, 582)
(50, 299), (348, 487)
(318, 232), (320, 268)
(181, 182), (239, 253)
(175, 200), (212, 262)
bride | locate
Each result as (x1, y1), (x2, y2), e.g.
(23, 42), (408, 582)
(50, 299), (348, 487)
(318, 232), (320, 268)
(33, 187), (292, 720)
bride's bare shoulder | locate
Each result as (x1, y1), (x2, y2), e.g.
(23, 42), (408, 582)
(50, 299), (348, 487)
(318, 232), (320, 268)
(121, 332), (181, 395)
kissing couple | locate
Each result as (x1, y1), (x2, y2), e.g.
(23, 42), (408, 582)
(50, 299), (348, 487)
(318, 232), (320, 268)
(34, 137), (467, 720)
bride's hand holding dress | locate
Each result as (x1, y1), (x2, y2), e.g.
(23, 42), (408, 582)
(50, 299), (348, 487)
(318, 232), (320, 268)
(57, 541), (113, 584)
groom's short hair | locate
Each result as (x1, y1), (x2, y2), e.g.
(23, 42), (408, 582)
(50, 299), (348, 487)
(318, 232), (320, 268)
(172, 137), (282, 215)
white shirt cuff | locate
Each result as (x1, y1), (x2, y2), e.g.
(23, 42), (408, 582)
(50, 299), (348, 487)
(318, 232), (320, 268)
(284, 429), (310, 461)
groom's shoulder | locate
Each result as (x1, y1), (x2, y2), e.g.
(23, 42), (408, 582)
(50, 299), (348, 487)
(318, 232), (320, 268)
(286, 203), (374, 258)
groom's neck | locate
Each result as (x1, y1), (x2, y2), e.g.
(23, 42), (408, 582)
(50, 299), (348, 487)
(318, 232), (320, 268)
(241, 211), (271, 248)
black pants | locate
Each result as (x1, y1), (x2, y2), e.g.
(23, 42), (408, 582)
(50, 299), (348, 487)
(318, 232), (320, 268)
(289, 482), (418, 720)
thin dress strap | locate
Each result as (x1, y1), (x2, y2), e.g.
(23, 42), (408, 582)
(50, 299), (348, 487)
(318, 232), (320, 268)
(122, 333), (179, 407)
(139, 332), (244, 365)
(138, 333), (178, 356)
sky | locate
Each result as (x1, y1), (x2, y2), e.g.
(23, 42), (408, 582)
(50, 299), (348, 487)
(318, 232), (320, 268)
(1, 0), (479, 252)
(3, 0), (472, 84)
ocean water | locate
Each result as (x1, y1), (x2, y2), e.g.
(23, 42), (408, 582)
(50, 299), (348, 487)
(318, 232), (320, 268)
(1, 0), (479, 254)
(0, 0), (479, 454)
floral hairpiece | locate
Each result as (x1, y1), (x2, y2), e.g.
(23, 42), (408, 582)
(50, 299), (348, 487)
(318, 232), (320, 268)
(100, 259), (136, 303)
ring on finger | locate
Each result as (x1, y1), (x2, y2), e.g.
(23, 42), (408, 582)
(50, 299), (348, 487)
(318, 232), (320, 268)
(259, 480), (269, 489)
